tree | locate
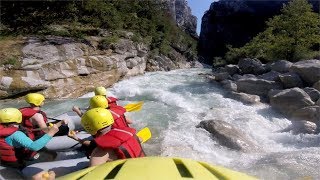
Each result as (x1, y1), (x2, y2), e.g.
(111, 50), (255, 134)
(226, 0), (320, 62)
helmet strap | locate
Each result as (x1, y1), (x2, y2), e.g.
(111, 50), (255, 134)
(98, 126), (112, 136)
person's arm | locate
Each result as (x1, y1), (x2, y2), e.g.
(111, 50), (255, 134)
(125, 116), (133, 124)
(72, 106), (83, 117)
(67, 131), (91, 146)
(8, 124), (59, 151)
(90, 147), (116, 166)
(31, 113), (48, 133)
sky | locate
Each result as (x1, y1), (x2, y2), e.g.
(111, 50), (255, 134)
(187, 0), (215, 35)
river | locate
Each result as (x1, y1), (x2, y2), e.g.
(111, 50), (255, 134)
(1, 68), (319, 179)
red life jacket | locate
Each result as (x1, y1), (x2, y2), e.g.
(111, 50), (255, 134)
(19, 107), (48, 140)
(94, 127), (145, 159)
(109, 106), (129, 128)
(106, 96), (118, 107)
(0, 125), (19, 163)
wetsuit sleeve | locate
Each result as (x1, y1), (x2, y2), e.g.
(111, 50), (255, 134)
(8, 131), (52, 151)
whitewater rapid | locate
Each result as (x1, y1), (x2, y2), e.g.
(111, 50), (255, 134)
(1, 68), (319, 179)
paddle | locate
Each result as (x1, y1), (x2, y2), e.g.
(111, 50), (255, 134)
(123, 101), (144, 112)
(136, 127), (152, 144)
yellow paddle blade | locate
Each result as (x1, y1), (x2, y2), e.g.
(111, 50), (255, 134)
(136, 127), (151, 144)
(124, 101), (144, 112)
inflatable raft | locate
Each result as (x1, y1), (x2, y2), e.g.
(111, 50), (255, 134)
(56, 157), (257, 180)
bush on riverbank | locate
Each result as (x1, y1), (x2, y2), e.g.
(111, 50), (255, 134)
(225, 0), (320, 63)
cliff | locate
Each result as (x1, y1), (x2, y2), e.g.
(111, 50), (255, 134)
(198, 0), (320, 64)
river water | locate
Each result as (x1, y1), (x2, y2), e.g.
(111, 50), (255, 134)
(1, 68), (319, 179)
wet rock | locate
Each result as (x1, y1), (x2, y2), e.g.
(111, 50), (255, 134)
(258, 71), (281, 81)
(221, 80), (237, 91)
(313, 80), (320, 91)
(225, 92), (260, 104)
(225, 64), (239, 76)
(279, 120), (317, 134)
(291, 106), (320, 123)
(196, 120), (260, 152)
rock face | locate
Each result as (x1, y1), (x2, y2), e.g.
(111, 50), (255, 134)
(196, 120), (260, 152)
(162, 0), (197, 37)
(198, 0), (320, 64)
(0, 35), (199, 99)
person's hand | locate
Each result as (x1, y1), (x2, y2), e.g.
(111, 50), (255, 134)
(67, 130), (79, 140)
(61, 119), (68, 125)
(32, 170), (55, 180)
(47, 124), (59, 137)
(72, 106), (79, 112)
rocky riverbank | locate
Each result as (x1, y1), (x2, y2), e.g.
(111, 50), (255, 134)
(203, 59), (320, 134)
(0, 35), (201, 100)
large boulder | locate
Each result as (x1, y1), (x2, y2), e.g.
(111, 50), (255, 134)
(196, 120), (260, 152)
(221, 80), (237, 91)
(291, 106), (320, 123)
(279, 72), (304, 88)
(270, 60), (293, 73)
(236, 78), (283, 97)
(303, 87), (320, 103)
(225, 64), (239, 76)
(268, 88), (314, 118)
(289, 60), (320, 85)
(238, 58), (265, 75)
(313, 80), (320, 92)
(258, 71), (281, 81)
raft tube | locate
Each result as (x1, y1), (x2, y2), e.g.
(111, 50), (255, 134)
(57, 157), (257, 180)
(45, 132), (92, 151)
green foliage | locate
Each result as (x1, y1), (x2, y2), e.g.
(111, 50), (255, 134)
(98, 35), (119, 50)
(225, 0), (320, 62)
(1, 56), (21, 68)
(1, 0), (197, 58)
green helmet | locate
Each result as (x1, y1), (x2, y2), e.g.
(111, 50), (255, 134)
(0, 108), (22, 124)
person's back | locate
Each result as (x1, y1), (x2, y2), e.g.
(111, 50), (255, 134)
(80, 108), (145, 167)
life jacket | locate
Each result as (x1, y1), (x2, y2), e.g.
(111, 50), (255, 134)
(106, 96), (118, 107)
(109, 106), (129, 128)
(94, 127), (145, 159)
(0, 125), (19, 163)
(19, 107), (48, 140)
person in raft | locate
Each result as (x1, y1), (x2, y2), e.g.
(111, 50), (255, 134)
(72, 86), (118, 116)
(19, 93), (69, 137)
(70, 108), (145, 166)
(73, 95), (133, 128)
(0, 108), (62, 169)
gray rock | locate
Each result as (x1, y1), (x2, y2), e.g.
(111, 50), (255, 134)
(291, 106), (320, 123)
(225, 64), (239, 76)
(280, 120), (317, 134)
(303, 87), (320, 102)
(225, 91), (260, 104)
(221, 80), (237, 91)
(270, 60), (293, 73)
(196, 120), (260, 152)
(232, 74), (257, 81)
(289, 59), (320, 85)
(268, 88), (315, 117)
(236, 78), (283, 97)
(279, 72), (304, 88)
(238, 58), (265, 75)
(213, 72), (230, 82)
(317, 99), (320, 106)
(258, 71), (281, 81)
(313, 80), (320, 91)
